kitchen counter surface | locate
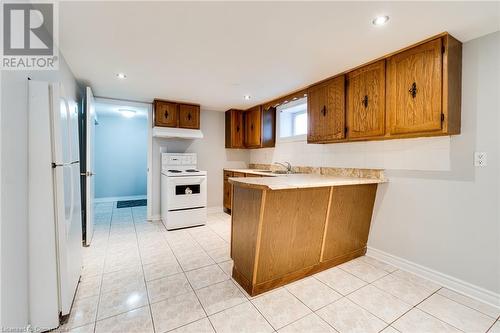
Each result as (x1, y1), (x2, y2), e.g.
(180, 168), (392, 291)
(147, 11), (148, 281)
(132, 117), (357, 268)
(224, 168), (279, 176)
(228, 173), (386, 190)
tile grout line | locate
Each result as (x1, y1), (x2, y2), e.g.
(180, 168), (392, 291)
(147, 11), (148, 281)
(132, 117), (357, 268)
(485, 316), (500, 333)
(158, 220), (218, 332)
(91, 203), (114, 333)
(131, 206), (158, 333)
(85, 209), (493, 333)
(180, 225), (228, 333)
(275, 286), (340, 332)
(190, 216), (277, 332)
(88, 207), (150, 328)
(394, 288), (467, 333)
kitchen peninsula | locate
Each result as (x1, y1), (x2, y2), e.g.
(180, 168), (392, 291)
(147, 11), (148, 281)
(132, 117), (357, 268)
(229, 172), (386, 296)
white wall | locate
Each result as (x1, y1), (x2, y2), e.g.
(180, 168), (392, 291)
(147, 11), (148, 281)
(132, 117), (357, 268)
(0, 57), (82, 328)
(251, 32), (500, 297)
(94, 114), (148, 199)
(150, 110), (249, 218)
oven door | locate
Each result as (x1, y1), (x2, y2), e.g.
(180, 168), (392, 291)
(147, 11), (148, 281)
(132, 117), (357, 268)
(166, 175), (207, 210)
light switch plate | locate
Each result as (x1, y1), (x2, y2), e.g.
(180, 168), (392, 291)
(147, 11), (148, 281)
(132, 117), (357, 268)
(474, 152), (487, 167)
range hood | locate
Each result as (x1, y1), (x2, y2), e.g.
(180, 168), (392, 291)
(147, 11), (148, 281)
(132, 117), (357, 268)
(152, 126), (204, 139)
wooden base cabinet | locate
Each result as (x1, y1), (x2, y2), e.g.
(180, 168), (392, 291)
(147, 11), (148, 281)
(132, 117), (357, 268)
(321, 184), (377, 262)
(223, 170), (234, 211)
(230, 183), (379, 296)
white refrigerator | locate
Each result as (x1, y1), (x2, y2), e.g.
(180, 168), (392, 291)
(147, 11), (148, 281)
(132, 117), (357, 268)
(28, 80), (83, 330)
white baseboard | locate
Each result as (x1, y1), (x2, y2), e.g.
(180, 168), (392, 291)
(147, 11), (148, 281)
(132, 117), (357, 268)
(95, 195), (146, 203)
(147, 214), (161, 222)
(207, 206), (224, 214)
(367, 246), (500, 308)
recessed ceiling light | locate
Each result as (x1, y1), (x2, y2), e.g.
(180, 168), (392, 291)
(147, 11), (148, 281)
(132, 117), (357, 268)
(116, 73), (127, 79)
(372, 15), (389, 26)
(243, 95), (251, 100)
(118, 109), (136, 118)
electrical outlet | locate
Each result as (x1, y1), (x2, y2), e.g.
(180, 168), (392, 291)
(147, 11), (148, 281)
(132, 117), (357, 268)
(474, 152), (487, 167)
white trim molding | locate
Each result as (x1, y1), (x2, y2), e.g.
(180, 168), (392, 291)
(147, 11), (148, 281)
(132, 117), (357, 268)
(367, 247), (500, 308)
(94, 195), (146, 203)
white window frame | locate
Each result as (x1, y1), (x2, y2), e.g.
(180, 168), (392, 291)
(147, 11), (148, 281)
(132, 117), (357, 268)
(276, 97), (308, 143)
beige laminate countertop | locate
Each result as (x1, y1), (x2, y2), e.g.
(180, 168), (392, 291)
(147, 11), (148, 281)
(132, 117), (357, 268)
(228, 172), (386, 190)
(224, 168), (280, 176)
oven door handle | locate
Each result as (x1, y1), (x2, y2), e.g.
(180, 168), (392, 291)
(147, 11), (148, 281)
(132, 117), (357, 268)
(169, 177), (206, 186)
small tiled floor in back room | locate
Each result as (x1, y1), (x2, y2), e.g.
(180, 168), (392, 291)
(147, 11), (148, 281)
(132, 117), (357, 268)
(57, 202), (500, 333)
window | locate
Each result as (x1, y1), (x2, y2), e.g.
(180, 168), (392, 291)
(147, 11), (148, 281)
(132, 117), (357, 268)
(277, 97), (307, 141)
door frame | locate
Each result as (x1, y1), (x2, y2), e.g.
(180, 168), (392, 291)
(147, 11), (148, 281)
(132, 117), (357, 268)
(93, 97), (153, 219)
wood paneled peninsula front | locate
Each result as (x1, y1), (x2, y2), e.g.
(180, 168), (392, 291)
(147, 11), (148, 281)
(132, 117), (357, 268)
(229, 174), (385, 296)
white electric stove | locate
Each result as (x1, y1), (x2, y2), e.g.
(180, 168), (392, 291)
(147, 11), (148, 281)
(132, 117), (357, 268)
(160, 153), (207, 230)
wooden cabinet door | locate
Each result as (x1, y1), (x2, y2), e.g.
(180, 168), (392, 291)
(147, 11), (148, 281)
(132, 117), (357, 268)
(223, 180), (232, 210)
(308, 75), (345, 142)
(387, 38), (443, 135)
(244, 106), (262, 148)
(347, 60), (386, 139)
(261, 107), (276, 148)
(154, 100), (178, 127)
(321, 184), (377, 262)
(179, 104), (200, 129)
(225, 110), (244, 148)
(223, 170), (233, 210)
(232, 110), (244, 148)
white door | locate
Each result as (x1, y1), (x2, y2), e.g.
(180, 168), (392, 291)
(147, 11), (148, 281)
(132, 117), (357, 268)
(84, 87), (96, 246)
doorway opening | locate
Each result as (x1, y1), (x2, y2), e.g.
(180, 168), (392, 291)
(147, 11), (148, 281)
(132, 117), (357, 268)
(80, 90), (152, 246)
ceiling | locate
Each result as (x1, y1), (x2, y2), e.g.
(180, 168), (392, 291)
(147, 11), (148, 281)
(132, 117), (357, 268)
(95, 98), (148, 118)
(59, 1), (500, 111)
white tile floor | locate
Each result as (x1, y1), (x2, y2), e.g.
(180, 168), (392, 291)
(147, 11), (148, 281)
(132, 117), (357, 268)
(58, 202), (500, 333)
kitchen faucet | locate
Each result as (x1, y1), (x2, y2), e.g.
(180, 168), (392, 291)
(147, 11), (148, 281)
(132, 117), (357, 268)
(274, 161), (292, 173)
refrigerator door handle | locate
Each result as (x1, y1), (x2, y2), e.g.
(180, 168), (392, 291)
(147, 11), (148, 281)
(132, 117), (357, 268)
(52, 161), (79, 168)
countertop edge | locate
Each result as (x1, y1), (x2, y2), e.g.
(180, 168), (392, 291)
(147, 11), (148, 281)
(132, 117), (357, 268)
(228, 176), (387, 190)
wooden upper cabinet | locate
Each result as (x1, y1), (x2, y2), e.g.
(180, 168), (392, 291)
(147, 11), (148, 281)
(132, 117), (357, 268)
(308, 75), (346, 143)
(226, 106), (275, 149)
(347, 60), (386, 139)
(261, 107), (276, 148)
(225, 109), (244, 148)
(154, 100), (178, 127)
(387, 38), (443, 135)
(179, 104), (200, 129)
(244, 106), (262, 148)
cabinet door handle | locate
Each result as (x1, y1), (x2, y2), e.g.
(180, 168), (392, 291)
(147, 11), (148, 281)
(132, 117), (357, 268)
(321, 106), (327, 116)
(164, 110), (169, 118)
(187, 113), (192, 121)
(236, 125), (240, 132)
(362, 95), (369, 108)
(250, 124), (254, 130)
(408, 82), (418, 98)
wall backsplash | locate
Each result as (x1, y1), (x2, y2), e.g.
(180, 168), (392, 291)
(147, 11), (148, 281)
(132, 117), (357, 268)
(250, 135), (452, 172)
(249, 163), (385, 180)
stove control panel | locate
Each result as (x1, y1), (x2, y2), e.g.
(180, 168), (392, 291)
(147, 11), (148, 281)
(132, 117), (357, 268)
(162, 153), (197, 169)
